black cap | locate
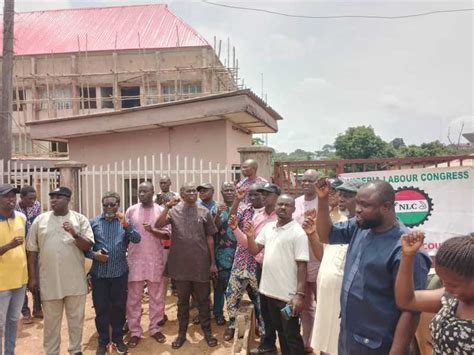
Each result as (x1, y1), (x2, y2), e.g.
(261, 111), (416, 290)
(256, 183), (281, 195)
(329, 178), (343, 189)
(0, 184), (19, 196)
(197, 183), (214, 192)
(49, 186), (72, 198)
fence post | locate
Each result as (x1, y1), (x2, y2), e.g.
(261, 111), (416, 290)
(237, 146), (273, 181)
(54, 161), (87, 212)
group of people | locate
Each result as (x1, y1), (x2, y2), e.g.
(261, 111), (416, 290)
(0, 157), (473, 355)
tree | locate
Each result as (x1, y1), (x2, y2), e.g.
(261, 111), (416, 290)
(398, 140), (457, 157)
(390, 138), (406, 150)
(334, 126), (395, 159)
(314, 144), (336, 160)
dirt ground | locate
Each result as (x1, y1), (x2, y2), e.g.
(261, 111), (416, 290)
(15, 290), (253, 355)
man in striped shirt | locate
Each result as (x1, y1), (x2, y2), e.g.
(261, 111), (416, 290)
(87, 192), (141, 355)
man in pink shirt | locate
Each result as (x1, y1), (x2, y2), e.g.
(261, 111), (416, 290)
(293, 169), (320, 353)
(125, 182), (170, 348)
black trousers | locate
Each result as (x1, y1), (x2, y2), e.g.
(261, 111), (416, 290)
(91, 273), (128, 346)
(175, 280), (212, 336)
(257, 266), (277, 348)
(261, 294), (305, 355)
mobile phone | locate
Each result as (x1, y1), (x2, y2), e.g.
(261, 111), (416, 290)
(280, 304), (293, 320)
(100, 248), (109, 255)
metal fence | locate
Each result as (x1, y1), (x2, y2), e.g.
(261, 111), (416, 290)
(274, 154), (474, 196)
(79, 154), (240, 218)
(0, 159), (60, 213)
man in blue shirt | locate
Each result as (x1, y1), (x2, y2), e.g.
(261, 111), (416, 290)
(87, 192), (141, 355)
(315, 179), (431, 354)
(198, 183), (217, 211)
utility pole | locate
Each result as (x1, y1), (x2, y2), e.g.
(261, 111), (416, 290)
(0, 0), (15, 169)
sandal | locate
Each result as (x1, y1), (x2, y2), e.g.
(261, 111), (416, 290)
(151, 331), (166, 344)
(172, 335), (187, 349)
(205, 334), (218, 347)
(127, 336), (140, 348)
(224, 327), (235, 341)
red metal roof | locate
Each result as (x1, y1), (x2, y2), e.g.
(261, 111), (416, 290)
(0, 4), (210, 56)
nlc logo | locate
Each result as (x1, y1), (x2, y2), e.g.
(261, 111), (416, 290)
(395, 187), (433, 227)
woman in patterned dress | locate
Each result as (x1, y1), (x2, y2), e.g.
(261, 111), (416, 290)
(395, 232), (474, 354)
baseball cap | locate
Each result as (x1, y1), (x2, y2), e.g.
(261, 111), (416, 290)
(49, 186), (72, 198)
(329, 178), (343, 189)
(0, 184), (19, 196)
(197, 183), (214, 192)
(337, 179), (364, 193)
(257, 183), (281, 195)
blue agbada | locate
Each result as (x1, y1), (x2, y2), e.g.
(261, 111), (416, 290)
(329, 218), (431, 354)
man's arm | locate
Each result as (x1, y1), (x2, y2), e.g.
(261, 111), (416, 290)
(155, 197), (180, 228)
(290, 261), (307, 316)
(246, 222), (264, 256)
(315, 178), (332, 243)
(389, 312), (420, 355)
(302, 210), (324, 260)
(207, 234), (217, 273)
(0, 238), (23, 256)
(27, 251), (39, 292)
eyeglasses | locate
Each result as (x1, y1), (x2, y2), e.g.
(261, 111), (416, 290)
(102, 203), (118, 208)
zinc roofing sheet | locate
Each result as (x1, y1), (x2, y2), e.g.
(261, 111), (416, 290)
(0, 4), (210, 56)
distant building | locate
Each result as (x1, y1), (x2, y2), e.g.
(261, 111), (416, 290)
(0, 4), (281, 166)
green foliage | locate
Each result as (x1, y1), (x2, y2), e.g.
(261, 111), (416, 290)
(397, 140), (457, 157)
(271, 127), (461, 163)
(334, 126), (396, 159)
(252, 137), (265, 145)
(390, 138), (406, 150)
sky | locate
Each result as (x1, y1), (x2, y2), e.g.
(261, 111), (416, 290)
(13, 0), (474, 153)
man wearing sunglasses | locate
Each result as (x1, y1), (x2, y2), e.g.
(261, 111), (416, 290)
(86, 192), (141, 355)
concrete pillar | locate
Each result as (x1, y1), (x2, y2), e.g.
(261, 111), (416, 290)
(54, 161), (86, 212)
(237, 146), (273, 181)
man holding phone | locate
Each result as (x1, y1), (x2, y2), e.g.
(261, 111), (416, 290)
(246, 193), (309, 355)
(87, 192), (140, 355)
(0, 184), (27, 355)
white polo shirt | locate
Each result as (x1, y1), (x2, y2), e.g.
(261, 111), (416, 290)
(256, 220), (309, 302)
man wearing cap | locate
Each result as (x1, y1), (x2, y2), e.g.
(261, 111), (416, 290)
(292, 169), (320, 353)
(197, 183), (216, 211)
(15, 185), (42, 323)
(246, 194), (309, 354)
(210, 182), (237, 326)
(224, 183), (266, 341)
(87, 191), (141, 355)
(235, 159), (268, 205)
(232, 183), (280, 353)
(328, 178), (346, 223)
(0, 184), (27, 355)
(27, 186), (94, 355)
(304, 179), (363, 355)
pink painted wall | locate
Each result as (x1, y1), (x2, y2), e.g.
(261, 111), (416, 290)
(68, 120), (251, 167)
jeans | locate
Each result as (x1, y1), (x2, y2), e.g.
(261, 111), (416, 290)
(91, 273), (128, 346)
(0, 285), (27, 355)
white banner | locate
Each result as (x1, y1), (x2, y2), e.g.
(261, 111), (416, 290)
(341, 167), (474, 255)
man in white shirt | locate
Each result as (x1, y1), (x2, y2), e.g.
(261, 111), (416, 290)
(246, 194), (309, 355)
